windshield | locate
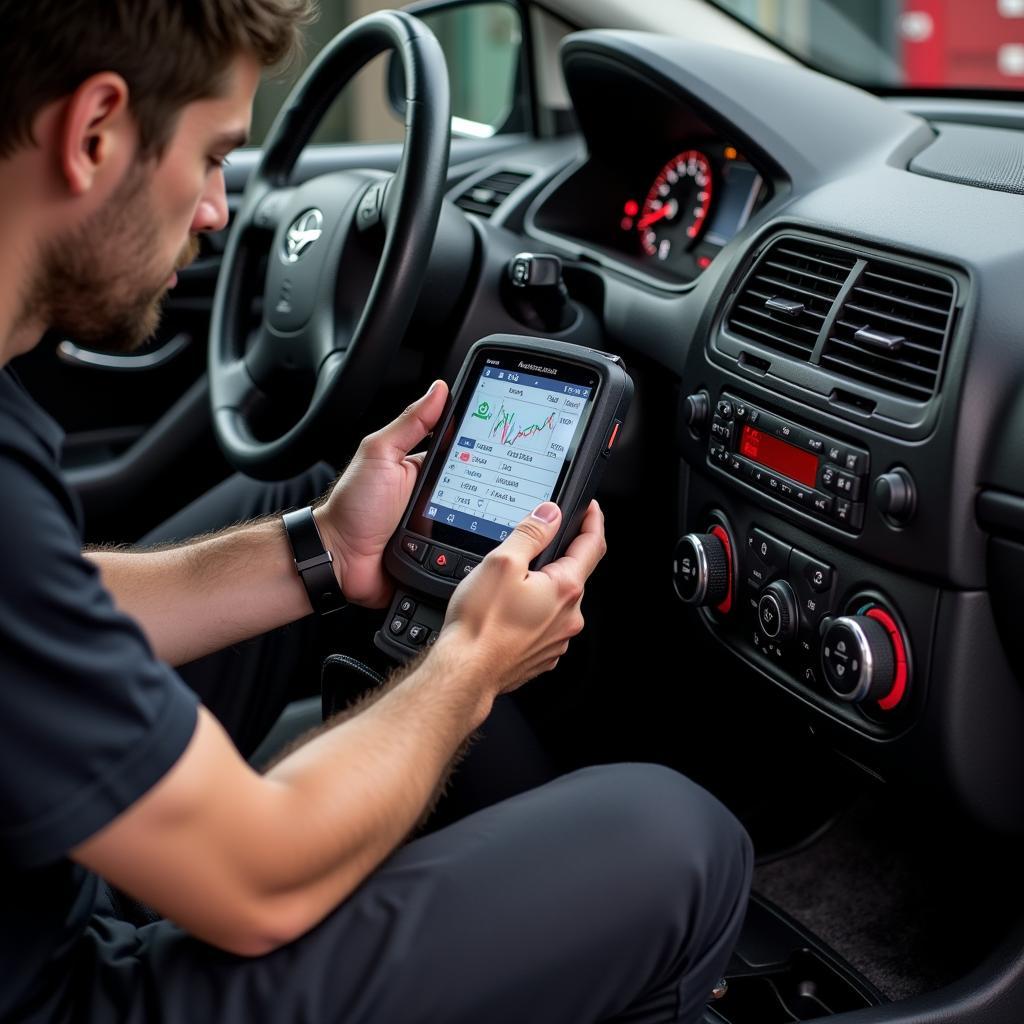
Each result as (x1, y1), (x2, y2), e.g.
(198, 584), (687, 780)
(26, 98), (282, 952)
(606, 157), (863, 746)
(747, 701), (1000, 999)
(711, 0), (1024, 92)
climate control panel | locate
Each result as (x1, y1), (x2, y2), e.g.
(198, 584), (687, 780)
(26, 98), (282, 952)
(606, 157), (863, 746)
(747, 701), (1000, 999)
(674, 513), (913, 727)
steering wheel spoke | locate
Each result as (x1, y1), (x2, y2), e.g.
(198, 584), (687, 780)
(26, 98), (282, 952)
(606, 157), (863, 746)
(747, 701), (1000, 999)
(218, 357), (263, 411)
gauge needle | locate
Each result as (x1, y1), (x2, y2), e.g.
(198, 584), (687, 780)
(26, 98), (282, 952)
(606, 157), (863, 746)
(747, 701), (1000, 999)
(638, 199), (678, 229)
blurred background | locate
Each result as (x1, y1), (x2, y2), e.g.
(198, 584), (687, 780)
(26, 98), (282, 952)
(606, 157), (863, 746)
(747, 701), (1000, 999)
(252, 0), (1024, 150)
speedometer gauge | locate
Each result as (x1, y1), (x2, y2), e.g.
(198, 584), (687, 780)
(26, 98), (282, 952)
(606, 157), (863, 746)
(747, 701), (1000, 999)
(638, 150), (713, 260)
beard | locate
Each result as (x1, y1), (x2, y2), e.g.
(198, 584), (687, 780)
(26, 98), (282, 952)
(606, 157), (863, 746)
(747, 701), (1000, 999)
(23, 163), (199, 354)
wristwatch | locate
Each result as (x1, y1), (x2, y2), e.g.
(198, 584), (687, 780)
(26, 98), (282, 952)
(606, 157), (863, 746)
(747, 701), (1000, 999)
(282, 506), (347, 616)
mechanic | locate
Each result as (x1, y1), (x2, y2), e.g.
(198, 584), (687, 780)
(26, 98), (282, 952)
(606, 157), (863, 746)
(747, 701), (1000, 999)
(0, 3), (752, 1023)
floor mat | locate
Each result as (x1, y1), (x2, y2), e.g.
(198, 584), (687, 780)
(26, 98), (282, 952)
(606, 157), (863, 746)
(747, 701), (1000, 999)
(752, 796), (960, 1000)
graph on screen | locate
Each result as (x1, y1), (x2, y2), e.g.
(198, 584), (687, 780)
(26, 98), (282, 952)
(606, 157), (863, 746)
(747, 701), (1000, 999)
(424, 367), (591, 541)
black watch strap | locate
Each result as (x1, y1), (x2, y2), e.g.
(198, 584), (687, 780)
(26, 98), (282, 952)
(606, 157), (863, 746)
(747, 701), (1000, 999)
(282, 507), (347, 616)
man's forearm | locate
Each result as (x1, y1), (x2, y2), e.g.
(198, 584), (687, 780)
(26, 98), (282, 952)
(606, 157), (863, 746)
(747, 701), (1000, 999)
(249, 635), (491, 945)
(86, 516), (318, 665)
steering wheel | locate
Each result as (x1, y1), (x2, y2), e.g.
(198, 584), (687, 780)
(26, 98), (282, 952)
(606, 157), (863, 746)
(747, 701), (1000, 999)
(209, 11), (450, 480)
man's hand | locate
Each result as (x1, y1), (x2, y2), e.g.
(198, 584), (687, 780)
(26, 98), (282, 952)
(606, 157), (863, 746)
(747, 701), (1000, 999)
(439, 499), (607, 705)
(315, 380), (448, 608)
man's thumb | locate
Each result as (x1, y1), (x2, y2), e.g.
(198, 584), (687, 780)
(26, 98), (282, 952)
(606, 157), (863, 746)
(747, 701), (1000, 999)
(501, 502), (562, 562)
(379, 380), (448, 454)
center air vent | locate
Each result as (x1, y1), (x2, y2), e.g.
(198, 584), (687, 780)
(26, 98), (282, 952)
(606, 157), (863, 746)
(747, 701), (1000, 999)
(454, 171), (529, 218)
(821, 261), (956, 401)
(726, 238), (856, 361)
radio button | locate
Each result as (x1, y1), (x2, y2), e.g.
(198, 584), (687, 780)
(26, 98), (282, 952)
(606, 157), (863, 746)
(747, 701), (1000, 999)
(806, 436), (825, 454)
(834, 472), (861, 500)
(728, 454), (743, 473)
(716, 399), (734, 419)
(778, 480), (795, 500)
(775, 421), (800, 444)
(734, 402), (748, 420)
(820, 464), (839, 491)
(748, 409), (760, 425)
(833, 499), (864, 530)
(843, 450), (867, 474)
(810, 493), (834, 515)
(827, 443), (842, 463)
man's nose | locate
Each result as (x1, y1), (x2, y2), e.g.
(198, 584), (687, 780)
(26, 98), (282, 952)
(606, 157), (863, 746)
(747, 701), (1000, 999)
(192, 172), (230, 233)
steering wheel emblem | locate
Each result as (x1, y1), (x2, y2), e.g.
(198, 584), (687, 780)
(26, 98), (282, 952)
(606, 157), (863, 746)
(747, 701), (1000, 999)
(284, 209), (324, 263)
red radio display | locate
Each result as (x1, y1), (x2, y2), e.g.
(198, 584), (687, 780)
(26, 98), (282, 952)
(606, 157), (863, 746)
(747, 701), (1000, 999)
(739, 425), (819, 488)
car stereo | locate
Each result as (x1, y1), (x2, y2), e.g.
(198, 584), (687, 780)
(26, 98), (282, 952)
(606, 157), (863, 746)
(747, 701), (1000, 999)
(706, 392), (870, 530)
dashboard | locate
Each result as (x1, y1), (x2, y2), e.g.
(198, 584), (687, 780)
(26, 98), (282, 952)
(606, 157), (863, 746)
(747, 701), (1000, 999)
(439, 29), (1024, 835)
(530, 140), (768, 284)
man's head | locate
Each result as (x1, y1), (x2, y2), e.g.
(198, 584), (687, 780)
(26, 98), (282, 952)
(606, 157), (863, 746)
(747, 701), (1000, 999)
(0, 0), (314, 354)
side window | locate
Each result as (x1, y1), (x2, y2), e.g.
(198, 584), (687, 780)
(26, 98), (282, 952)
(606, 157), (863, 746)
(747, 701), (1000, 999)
(248, 1), (525, 147)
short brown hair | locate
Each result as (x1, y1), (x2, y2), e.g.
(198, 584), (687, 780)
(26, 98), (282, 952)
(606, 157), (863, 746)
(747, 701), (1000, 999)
(0, 0), (316, 159)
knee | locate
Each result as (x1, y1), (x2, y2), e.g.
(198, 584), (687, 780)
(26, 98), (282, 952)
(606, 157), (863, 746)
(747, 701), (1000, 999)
(566, 763), (753, 915)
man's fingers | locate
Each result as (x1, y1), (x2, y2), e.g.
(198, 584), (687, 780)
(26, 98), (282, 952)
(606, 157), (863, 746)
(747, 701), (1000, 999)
(374, 380), (448, 457)
(552, 500), (607, 580)
(493, 502), (562, 569)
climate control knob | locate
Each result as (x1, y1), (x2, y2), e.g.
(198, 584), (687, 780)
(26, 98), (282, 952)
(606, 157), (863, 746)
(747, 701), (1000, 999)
(820, 616), (896, 703)
(674, 532), (730, 608)
(757, 580), (798, 644)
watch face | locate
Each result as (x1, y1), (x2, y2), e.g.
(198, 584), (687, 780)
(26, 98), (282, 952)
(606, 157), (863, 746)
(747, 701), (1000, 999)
(409, 349), (601, 555)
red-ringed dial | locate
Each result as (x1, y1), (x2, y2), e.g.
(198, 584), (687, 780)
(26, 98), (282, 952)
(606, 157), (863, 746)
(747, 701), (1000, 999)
(638, 149), (714, 260)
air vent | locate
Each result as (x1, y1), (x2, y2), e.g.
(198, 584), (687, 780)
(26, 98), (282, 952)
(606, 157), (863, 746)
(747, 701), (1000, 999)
(821, 260), (955, 401)
(454, 171), (529, 218)
(726, 238), (856, 361)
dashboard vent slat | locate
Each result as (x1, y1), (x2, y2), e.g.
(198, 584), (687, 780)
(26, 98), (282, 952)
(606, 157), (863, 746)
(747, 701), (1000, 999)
(726, 238), (856, 360)
(821, 258), (956, 401)
(454, 170), (529, 218)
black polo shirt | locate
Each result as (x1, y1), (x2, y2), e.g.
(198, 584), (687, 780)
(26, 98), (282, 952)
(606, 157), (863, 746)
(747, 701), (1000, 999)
(0, 368), (198, 1021)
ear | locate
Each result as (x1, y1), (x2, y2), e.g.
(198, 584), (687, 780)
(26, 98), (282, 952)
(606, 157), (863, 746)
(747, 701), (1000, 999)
(57, 72), (133, 197)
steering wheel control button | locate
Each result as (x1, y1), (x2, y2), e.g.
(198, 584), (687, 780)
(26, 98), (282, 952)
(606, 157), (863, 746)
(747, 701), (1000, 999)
(356, 183), (385, 231)
(389, 615), (409, 637)
(673, 532), (730, 607)
(406, 623), (429, 646)
(427, 547), (458, 578)
(401, 535), (428, 563)
(398, 596), (417, 617)
(821, 616), (896, 704)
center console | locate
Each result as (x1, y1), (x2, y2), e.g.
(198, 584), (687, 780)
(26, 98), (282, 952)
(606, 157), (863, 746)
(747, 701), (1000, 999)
(673, 380), (937, 756)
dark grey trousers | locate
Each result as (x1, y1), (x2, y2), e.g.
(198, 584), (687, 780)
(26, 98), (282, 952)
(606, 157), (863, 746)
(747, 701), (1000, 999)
(81, 468), (753, 1024)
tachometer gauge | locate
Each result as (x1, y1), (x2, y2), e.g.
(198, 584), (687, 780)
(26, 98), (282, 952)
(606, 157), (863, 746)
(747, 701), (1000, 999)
(638, 150), (713, 260)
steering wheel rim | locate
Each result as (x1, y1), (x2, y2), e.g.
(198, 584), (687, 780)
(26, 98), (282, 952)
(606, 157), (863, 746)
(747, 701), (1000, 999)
(209, 10), (450, 479)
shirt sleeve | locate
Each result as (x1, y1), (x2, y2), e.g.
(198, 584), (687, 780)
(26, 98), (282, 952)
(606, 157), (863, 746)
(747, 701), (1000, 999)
(0, 454), (198, 869)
